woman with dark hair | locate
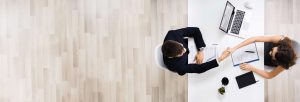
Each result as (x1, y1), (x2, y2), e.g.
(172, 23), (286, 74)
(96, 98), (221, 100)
(229, 35), (297, 79)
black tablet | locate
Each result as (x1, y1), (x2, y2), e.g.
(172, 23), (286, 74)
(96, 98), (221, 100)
(236, 71), (257, 89)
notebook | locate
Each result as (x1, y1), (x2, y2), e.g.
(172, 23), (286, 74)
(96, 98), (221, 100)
(235, 71), (257, 89)
(188, 42), (217, 63)
(231, 43), (259, 66)
(202, 45), (217, 62)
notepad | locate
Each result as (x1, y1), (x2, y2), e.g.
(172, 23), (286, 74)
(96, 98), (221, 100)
(231, 43), (259, 66)
(188, 44), (217, 63)
(202, 45), (217, 62)
(236, 71), (257, 89)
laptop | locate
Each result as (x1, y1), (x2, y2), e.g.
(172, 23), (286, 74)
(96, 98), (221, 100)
(219, 1), (250, 38)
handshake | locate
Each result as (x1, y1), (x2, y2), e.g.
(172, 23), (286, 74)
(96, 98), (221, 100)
(194, 47), (233, 64)
(218, 47), (233, 62)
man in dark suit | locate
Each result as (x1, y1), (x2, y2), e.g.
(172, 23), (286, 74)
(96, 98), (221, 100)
(162, 27), (230, 75)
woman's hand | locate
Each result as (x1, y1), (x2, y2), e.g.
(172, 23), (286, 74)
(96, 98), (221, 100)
(228, 47), (235, 53)
(240, 63), (254, 71)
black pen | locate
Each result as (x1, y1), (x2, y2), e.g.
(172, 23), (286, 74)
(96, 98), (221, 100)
(245, 51), (255, 53)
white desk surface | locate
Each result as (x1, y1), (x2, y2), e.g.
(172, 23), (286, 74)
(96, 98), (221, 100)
(188, 0), (265, 102)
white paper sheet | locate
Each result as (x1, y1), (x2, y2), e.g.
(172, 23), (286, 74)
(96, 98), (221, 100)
(231, 43), (259, 66)
(188, 38), (217, 64)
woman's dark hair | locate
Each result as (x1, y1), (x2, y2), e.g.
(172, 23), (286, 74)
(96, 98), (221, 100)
(161, 40), (184, 57)
(274, 37), (297, 69)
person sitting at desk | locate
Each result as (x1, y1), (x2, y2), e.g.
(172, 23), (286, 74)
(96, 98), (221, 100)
(229, 35), (297, 79)
(162, 27), (231, 76)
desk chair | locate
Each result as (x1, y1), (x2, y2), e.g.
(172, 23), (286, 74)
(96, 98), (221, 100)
(292, 40), (300, 58)
(154, 44), (167, 69)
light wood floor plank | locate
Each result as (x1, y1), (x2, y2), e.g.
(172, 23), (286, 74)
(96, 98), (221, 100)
(0, 0), (188, 102)
(1, 0), (299, 102)
(265, 0), (300, 102)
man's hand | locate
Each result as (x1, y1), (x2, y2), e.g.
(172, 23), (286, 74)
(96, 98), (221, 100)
(218, 47), (231, 62)
(194, 51), (204, 64)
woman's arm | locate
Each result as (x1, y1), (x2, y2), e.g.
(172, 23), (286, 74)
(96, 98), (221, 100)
(252, 66), (285, 79)
(240, 63), (285, 79)
(231, 35), (283, 52)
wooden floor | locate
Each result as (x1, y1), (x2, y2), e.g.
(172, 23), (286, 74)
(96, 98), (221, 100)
(265, 0), (300, 102)
(0, 0), (299, 102)
(0, 0), (187, 102)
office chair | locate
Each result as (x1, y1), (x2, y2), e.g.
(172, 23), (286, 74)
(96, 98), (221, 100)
(154, 44), (167, 69)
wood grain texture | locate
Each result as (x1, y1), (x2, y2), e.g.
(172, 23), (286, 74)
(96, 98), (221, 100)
(1, 0), (299, 102)
(0, 0), (188, 102)
(265, 0), (300, 102)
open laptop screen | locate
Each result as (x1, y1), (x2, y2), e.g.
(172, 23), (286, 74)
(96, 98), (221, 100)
(219, 1), (235, 33)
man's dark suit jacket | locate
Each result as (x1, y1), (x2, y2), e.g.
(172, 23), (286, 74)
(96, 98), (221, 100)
(163, 27), (219, 75)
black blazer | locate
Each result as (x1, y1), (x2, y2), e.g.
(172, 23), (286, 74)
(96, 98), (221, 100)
(163, 27), (219, 75)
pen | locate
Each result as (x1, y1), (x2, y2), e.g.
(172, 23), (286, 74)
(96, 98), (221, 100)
(245, 51), (255, 53)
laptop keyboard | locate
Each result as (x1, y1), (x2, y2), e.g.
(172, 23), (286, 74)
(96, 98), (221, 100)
(230, 10), (245, 34)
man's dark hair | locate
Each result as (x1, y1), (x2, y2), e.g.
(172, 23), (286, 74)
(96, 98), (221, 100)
(161, 40), (184, 57)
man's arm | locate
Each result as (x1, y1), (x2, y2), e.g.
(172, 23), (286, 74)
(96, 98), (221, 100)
(177, 59), (219, 75)
(187, 59), (219, 73)
(179, 27), (206, 50)
(177, 49), (231, 75)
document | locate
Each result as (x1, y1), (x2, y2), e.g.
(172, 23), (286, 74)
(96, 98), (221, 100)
(202, 46), (217, 62)
(188, 39), (217, 64)
(231, 43), (259, 66)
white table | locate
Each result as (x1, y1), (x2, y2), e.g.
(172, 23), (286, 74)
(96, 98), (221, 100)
(188, 0), (265, 102)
